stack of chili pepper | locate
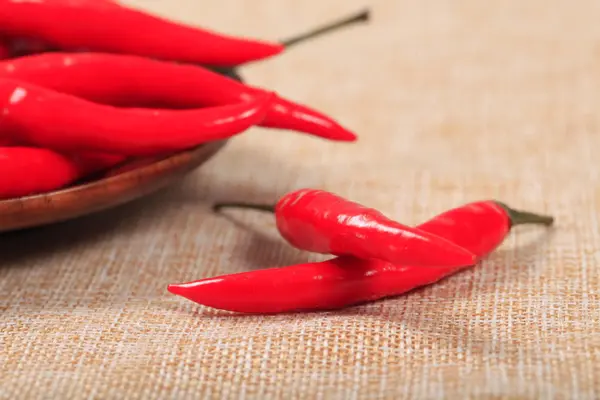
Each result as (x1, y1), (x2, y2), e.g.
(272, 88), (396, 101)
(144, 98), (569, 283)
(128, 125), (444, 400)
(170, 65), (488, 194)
(0, 0), (369, 199)
(168, 189), (555, 314)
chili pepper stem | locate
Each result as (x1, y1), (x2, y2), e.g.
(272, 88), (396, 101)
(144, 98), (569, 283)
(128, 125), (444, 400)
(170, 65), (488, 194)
(212, 202), (275, 213)
(209, 9), (370, 81)
(280, 9), (370, 48)
(495, 202), (554, 227)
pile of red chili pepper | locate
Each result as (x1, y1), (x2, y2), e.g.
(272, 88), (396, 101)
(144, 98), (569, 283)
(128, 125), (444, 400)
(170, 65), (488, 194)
(0, 0), (369, 200)
(168, 189), (555, 314)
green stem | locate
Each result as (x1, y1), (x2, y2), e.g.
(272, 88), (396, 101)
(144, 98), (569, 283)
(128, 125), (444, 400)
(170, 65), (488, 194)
(212, 202), (275, 213)
(280, 9), (370, 48)
(495, 202), (555, 228)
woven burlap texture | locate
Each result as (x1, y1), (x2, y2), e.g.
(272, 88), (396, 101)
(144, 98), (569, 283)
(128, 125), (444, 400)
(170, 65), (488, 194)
(1, 0), (599, 399)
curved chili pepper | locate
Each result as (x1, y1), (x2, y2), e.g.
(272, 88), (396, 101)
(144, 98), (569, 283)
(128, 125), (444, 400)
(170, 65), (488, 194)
(214, 189), (477, 268)
(0, 52), (356, 142)
(168, 201), (554, 314)
(0, 79), (273, 156)
(0, 0), (283, 66)
(0, 147), (123, 199)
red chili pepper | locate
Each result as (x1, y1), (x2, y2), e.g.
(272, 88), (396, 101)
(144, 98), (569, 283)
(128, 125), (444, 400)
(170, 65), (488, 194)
(168, 201), (554, 314)
(0, 79), (272, 156)
(214, 189), (477, 268)
(0, 52), (356, 142)
(0, 146), (123, 199)
(0, 0), (283, 66)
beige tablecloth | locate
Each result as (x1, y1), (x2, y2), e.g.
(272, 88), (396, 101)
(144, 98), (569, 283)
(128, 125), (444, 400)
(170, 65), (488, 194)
(1, 0), (599, 398)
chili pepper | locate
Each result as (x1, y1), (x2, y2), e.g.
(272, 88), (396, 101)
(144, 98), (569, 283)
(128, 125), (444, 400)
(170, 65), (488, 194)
(0, 52), (356, 142)
(0, 79), (272, 156)
(213, 189), (477, 268)
(0, 147), (124, 199)
(168, 200), (554, 314)
(0, 0), (283, 67)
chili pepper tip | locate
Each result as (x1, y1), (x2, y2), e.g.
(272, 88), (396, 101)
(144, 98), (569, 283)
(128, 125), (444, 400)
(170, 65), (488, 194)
(494, 201), (554, 228)
(168, 281), (230, 312)
(336, 128), (358, 142)
(167, 283), (183, 296)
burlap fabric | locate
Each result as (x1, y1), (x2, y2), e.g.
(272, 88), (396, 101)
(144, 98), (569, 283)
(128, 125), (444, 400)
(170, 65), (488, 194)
(1, 0), (599, 398)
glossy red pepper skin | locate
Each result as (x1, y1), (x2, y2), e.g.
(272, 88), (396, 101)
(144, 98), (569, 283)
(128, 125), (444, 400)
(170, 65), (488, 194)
(168, 201), (553, 314)
(0, 79), (272, 156)
(0, 147), (123, 199)
(0, 53), (356, 142)
(0, 0), (283, 66)
(272, 189), (476, 267)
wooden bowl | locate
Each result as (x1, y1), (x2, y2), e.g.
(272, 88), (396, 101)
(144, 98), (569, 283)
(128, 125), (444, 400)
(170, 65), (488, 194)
(0, 140), (228, 233)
